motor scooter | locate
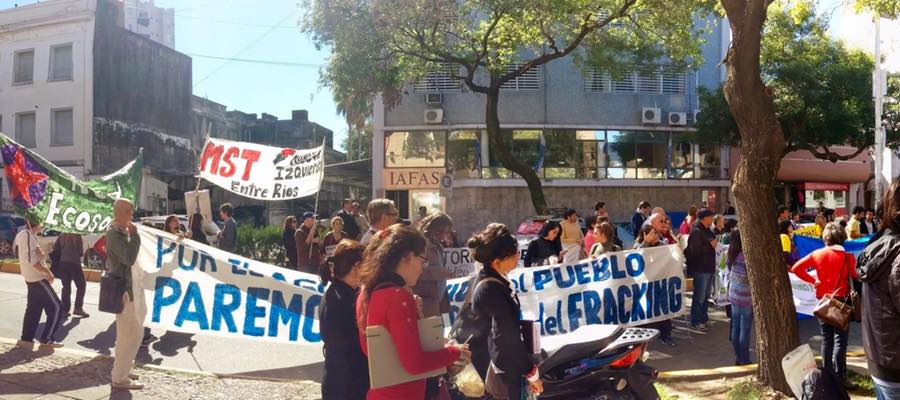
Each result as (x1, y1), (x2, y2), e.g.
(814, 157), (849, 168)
(537, 324), (661, 400)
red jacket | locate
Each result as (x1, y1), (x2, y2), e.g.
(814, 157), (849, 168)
(791, 245), (859, 299)
(357, 285), (460, 400)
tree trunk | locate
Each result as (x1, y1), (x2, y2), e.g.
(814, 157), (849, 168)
(720, 0), (799, 394)
(484, 88), (549, 214)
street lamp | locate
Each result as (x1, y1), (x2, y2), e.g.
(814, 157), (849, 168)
(874, 14), (888, 199)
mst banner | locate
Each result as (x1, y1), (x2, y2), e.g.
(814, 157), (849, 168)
(199, 137), (323, 201)
(139, 227), (324, 344)
(0, 134), (142, 234)
(446, 245), (687, 336)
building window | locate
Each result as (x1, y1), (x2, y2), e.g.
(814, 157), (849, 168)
(447, 130), (480, 178)
(51, 108), (74, 146)
(49, 44), (73, 81)
(483, 130), (541, 178)
(670, 137), (694, 179)
(15, 112), (36, 148)
(500, 63), (542, 92)
(587, 65), (688, 95)
(13, 49), (35, 85)
(698, 144), (721, 178)
(384, 131), (446, 168)
(413, 63), (461, 92)
(606, 131), (667, 178)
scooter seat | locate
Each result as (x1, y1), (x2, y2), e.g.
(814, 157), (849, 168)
(539, 325), (624, 370)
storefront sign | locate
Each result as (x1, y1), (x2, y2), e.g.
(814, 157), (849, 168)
(802, 182), (850, 191)
(383, 168), (446, 190)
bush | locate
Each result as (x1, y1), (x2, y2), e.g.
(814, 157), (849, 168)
(236, 225), (286, 266)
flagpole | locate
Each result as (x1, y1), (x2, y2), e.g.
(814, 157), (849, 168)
(193, 121), (212, 216)
(309, 138), (326, 259)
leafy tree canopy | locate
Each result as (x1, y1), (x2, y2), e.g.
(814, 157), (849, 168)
(695, 0), (899, 161)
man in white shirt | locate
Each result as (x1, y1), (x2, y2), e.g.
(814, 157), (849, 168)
(360, 199), (399, 245)
(15, 220), (63, 349)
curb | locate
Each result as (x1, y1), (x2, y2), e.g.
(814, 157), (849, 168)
(1, 264), (102, 283)
(0, 337), (315, 384)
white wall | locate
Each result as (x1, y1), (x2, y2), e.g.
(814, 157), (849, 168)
(0, 0), (96, 209)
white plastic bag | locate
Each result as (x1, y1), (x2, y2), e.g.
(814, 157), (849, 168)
(452, 363), (485, 398)
(782, 344), (817, 399)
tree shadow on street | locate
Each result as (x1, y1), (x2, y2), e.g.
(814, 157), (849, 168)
(227, 361), (325, 383)
(77, 321), (117, 355)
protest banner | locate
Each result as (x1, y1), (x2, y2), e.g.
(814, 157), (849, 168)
(443, 247), (476, 278)
(138, 226), (324, 344)
(446, 245), (688, 335)
(199, 137), (323, 201)
(0, 134), (141, 234)
(712, 243), (730, 306)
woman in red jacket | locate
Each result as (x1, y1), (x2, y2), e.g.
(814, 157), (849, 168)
(356, 224), (470, 400)
(791, 222), (859, 382)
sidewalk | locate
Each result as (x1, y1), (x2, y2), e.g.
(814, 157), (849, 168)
(0, 343), (321, 400)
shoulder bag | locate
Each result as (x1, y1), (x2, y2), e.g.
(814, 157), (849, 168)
(812, 254), (856, 331)
(98, 272), (126, 314)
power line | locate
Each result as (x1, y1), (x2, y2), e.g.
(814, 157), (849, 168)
(192, 11), (297, 88)
(175, 14), (299, 29)
(186, 52), (320, 67)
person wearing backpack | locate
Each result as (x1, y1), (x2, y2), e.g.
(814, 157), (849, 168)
(856, 177), (900, 400)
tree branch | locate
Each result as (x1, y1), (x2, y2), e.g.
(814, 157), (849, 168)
(795, 143), (870, 163)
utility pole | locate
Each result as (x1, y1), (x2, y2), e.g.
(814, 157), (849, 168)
(874, 14), (887, 199)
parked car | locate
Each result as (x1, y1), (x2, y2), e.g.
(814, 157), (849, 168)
(34, 229), (105, 269)
(0, 214), (20, 257)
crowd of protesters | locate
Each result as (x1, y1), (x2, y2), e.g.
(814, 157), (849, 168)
(10, 179), (900, 399)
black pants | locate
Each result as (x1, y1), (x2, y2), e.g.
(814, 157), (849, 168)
(58, 262), (85, 313)
(501, 373), (524, 400)
(21, 280), (62, 343)
(819, 318), (849, 379)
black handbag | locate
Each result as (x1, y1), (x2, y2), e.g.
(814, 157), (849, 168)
(98, 272), (126, 314)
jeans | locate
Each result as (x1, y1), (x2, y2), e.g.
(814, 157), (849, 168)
(730, 304), (754, 365)
(875, 380), (900, 400)
(690, 272), (713, 327)
(21, 280), (62, 343)
(59, 262), (86, 313)
(818, 319), (849, 379)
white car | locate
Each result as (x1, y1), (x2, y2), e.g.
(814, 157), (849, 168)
(35, 230), (104, 269)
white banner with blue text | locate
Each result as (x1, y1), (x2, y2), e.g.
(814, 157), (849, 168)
(138, 227), (686, 345)
(138, 227), (325, 344)
(445, 245), (688, 336)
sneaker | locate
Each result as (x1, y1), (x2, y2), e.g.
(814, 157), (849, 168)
(38, 340), (64, 349)
(140, 333), (157, 347)
(16, 340), (34, 350)
(128, 373), (139, 380)
(691, 324), (709, 332)
(661, 337), (677, 347)
(111, 379), (144, 390)
(73, 309), (90, 318)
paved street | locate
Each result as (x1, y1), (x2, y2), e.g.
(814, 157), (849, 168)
(0, 272), (325, 383)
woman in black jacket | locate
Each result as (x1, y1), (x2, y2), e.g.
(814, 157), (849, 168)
(857, 177), (900, 397)
(318, 239), (368, 400)
(467, 223), (543, 398)
(524, 220), (563, 267)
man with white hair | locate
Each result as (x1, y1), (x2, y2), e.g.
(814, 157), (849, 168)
(644, 213), (673, 245)
(107, 199), (145, 390)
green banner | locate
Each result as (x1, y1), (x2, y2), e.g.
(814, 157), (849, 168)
(0, 133), (142, 234)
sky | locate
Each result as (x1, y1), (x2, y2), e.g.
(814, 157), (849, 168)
(1, 0), (898, 152)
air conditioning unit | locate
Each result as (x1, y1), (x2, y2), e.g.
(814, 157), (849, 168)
(425, 93), (443, 105)
(424, 108), (443, 124)
(668, 112), (687, 126)
(642, 107), (661, 124)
